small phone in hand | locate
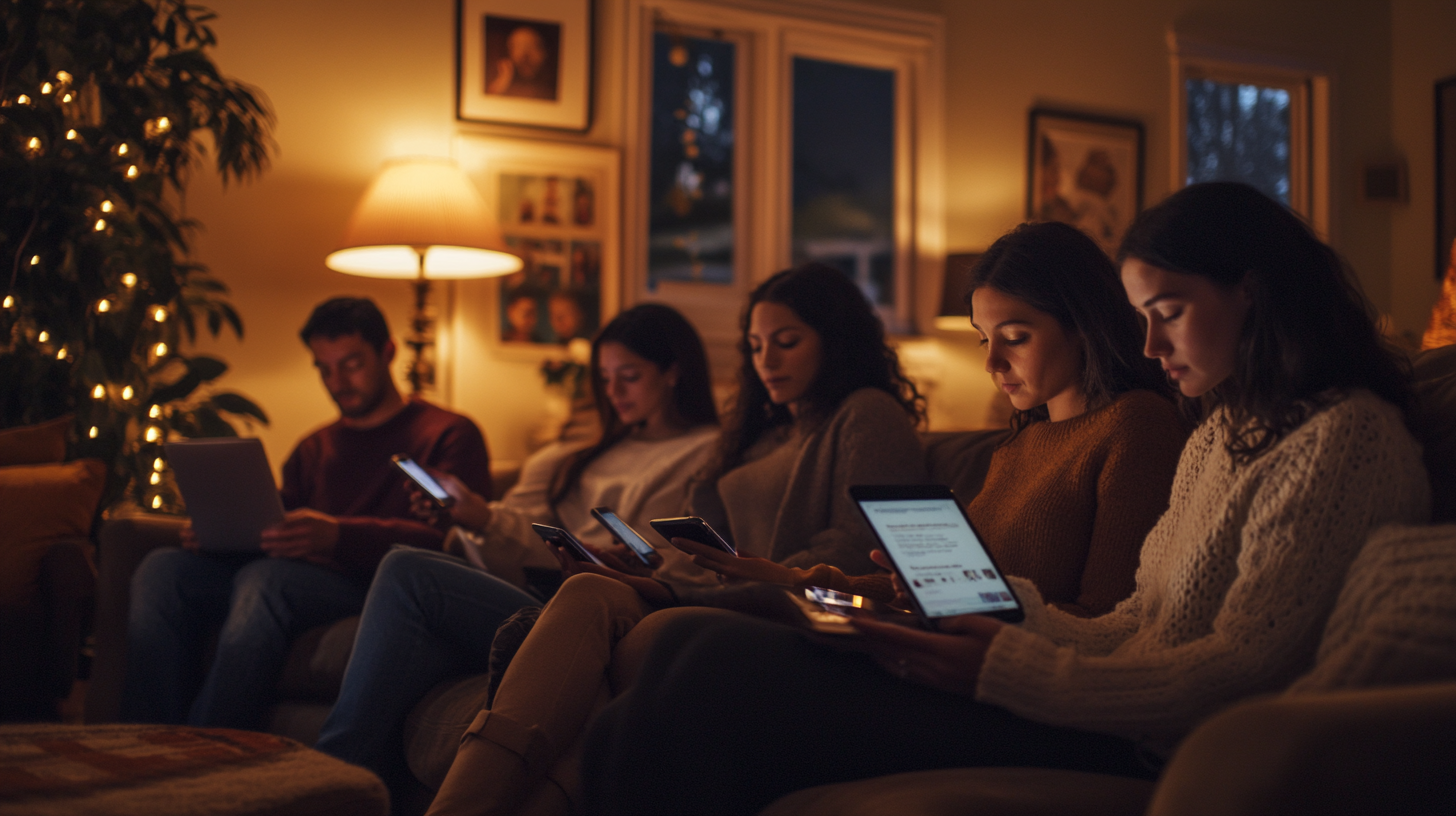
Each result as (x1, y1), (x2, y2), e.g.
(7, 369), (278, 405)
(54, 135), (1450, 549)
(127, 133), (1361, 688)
(590, 507), (657, 567)
(391, 455), (453, 508)
(649, 516), (737, 556)
(530, 523), (607, 567)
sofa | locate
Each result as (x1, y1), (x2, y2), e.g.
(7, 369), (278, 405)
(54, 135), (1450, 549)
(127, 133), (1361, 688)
(85, 346), (1456, 814)
(0, 416), (103, 722)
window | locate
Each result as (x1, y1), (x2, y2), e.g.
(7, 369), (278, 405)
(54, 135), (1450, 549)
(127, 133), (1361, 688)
(1170, 36), (1329, 233)
(624, 0), (942, 350)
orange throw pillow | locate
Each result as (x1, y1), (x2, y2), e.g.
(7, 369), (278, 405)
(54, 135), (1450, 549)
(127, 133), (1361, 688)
(0, 415), (72, 467)
(0, 458), (105, 606)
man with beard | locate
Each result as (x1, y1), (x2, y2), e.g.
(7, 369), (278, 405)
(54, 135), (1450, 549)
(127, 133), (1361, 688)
(121, 297), (491, 728)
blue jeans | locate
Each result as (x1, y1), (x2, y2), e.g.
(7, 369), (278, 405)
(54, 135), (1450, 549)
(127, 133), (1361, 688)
(122, 548), (368, 728)
(314, 548), (539, 796)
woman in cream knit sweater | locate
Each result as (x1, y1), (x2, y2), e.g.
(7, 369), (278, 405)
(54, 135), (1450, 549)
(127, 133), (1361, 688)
(579, 182), (1431, 815)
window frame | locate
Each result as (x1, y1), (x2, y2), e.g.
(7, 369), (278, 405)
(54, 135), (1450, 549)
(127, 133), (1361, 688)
(622, 0), (944, 365)
(1169, 34), (1330, 236)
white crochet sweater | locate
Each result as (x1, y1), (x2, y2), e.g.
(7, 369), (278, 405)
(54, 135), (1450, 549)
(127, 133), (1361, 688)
(977, 390), (1430, 746)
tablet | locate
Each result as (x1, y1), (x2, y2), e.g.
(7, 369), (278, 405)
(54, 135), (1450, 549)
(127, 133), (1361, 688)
(850, 485), (1024, 624)
(165, 438), (285, 553)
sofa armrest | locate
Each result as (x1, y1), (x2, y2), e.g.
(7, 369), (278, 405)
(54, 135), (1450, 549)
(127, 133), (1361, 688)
(85, 514), (187, 723)
(38, 538), (97, 701)
(1149, 683), (1456, 816)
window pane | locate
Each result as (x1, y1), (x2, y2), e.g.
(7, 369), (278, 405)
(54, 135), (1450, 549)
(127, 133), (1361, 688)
(648, 32), (736, 288)
(791, 57), (895, 307)
(1185, 78), (1291, 204)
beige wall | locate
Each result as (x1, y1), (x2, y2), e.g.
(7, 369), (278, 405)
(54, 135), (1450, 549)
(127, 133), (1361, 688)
(184, 0), (1441, 475)
(1390, 0), (1456, 339)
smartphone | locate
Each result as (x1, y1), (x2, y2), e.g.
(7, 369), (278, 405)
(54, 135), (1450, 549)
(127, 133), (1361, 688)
(391, 455), (453, 507)
(590, 507), (656, 566)
(648, 516), (737, 556)
(530, 523), (607, 567)
(850, 484), (1024, 626)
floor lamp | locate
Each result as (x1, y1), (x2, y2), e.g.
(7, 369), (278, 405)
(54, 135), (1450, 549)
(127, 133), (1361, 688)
(325, 157), (522, 395)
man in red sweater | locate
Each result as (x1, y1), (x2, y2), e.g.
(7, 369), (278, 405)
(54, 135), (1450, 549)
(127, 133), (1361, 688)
(122, 297), (491, 728)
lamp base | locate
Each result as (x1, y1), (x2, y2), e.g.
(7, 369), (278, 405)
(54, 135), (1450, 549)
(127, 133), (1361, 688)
(407, 278), (436, 396)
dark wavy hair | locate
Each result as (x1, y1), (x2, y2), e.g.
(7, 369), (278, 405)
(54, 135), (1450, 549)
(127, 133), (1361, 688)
(715, 262), (925, 476)
(967, 222), (1172, 433)
(1118, 181), (1411, 462)
(548, 303), (718, 506)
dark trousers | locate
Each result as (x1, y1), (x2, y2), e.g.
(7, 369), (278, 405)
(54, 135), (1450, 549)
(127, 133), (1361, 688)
(582, 614), (1155, 815)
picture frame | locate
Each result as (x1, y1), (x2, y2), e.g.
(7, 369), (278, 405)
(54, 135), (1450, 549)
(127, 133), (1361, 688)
(1027, 108), (1144, 257)
(453, 135), (620, 357)
(1437, 76), (1456, 280)
(456, 0), (594, 131)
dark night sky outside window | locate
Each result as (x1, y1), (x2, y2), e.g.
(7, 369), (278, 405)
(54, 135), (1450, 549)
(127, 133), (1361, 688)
(1186, 78), (1291, 204)
(648, 32), (735, 289)
(792, 57), (895, 306)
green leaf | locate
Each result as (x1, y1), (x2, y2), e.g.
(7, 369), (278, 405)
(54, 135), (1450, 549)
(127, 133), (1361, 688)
(209, 391), (269, 424)
(186, 355), (228, 381)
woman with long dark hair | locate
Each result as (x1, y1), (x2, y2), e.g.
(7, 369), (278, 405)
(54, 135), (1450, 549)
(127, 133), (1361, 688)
(314, 303), (721, 805)
(682, 223), (1184, 616)
(580, 183), (1430, 815)
(423, 262), (929, 816)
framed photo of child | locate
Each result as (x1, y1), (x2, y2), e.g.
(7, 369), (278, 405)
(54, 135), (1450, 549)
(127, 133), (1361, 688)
(456, 0), (593, 131)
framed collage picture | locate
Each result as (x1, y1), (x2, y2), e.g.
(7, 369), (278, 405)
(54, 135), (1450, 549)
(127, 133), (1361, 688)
(456, 0), (594, 131)
(1027, 108), (1144, 256)
(454, 135), (620, 356)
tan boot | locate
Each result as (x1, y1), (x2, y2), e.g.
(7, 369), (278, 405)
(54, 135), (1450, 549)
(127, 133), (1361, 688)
(425, 709), (556, 816)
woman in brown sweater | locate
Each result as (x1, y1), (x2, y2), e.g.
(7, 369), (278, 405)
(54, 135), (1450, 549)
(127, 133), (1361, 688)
(683, 221), (1186, 616)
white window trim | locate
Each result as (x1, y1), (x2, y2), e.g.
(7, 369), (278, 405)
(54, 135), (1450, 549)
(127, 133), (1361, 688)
(1168, 31), (1330, 238)
(620, 0), (944, 365)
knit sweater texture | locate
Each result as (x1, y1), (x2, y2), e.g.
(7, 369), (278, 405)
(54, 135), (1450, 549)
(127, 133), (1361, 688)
(791, 391), (1186, 612)
(976, 390), (1430, 746)
(967, 390), (1185, 616)
(694, 388), (926, 575)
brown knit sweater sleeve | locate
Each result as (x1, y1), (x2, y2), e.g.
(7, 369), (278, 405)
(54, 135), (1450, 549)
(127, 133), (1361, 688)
(1065, 393), (1186, 616)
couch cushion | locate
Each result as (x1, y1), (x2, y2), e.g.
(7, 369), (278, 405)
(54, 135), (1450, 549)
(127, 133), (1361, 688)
(0, 459), (104, 606)
(275, 616), (361, 703)
(0, 416), (70, 467)
(760, 767), (1153, 816)
(922, 429), (1008, 500)
(1289, 524), (1456, 694)
(1413, 345), (1456, 522)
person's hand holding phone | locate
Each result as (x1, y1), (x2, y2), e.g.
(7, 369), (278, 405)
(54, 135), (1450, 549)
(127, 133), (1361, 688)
(601, 542), (660, 577)
(848, 612), (1004, 696)
(548, 542), (674, 607)
(670, 537), (795, 586)
(432, 471), (492, 531)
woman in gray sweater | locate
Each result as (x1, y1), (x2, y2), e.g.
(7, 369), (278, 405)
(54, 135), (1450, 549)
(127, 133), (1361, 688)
(580, 182), (1429, 815)
(425, 263), (928, 816)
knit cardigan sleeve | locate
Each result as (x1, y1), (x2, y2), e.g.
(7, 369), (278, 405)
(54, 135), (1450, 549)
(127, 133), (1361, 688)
(976, 393), (1430, 743)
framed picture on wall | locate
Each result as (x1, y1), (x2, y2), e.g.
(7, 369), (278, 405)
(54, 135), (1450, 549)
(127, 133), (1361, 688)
(1437, 76), (1456, 280)
(456, 0), (593, 131)
(454, 136), (620, 354)
(1027, 108), (1144, 257)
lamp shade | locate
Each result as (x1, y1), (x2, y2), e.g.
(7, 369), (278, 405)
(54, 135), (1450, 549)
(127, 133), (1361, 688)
(325, 157), (523, 279)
